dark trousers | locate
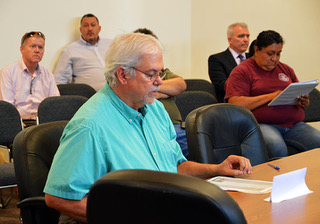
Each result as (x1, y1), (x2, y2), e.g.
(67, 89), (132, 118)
(22, 119), (37, 128)
(59, 214), (85, 224)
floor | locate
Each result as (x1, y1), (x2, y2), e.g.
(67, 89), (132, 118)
(0, 188), (21, 224)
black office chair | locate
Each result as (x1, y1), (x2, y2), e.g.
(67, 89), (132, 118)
(37, 95), (87, 124)
(87, 169), (247, 224)
(57, 83), (96, 99)
(185, 79), (216, 98)
(13, 121), (68, 224)
(0, 163), (17, 208)
(185, 104), (269, 166)
(0, 100), (23, 208)
(304, 88), (320, 122)
(285, 88), (320, 155)
(283, 88), (320, 155)
(176, 91), (217, 121)
(0, 100), (23, 156)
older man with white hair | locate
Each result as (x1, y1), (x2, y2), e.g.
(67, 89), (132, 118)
(44, 33), (252, 224)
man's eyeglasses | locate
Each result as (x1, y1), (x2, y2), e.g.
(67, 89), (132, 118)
(21, 31), (45, 46)
(131, 67), (166, 82)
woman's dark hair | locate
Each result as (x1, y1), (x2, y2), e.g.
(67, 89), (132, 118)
(255, 30), (283, 50)
(248, 39), (256, 57)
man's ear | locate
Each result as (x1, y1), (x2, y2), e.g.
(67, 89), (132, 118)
(116, 67), (128, 85)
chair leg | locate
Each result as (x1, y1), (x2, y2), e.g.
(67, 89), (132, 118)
(0, 188), (14, 208)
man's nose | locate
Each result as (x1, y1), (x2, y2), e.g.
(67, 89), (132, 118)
(154, 76), (163, 85)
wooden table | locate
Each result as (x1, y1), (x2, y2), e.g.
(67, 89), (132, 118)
(228, 149), (320, 224)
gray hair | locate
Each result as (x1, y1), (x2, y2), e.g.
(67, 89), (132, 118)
(105, 33), (163, 88)
(227, 22), (248, 38)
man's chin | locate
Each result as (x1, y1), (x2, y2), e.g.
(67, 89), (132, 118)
(143, 97), (156, 105)
(85, 37), (97, 44)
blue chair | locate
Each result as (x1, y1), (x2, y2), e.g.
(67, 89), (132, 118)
(0, 100), (23, 208)
(37, 95), (87, 124)
(57, 83), (96, 99)
(176, 91), (217, 121)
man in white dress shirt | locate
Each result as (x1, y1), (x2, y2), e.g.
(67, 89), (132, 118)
(0, 31), (60, 127)
(54, 13), (112, 91)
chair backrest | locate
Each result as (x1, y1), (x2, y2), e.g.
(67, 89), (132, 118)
(176, 91), (217, 121)
(57, 83), (96, 99)
(0, 162), (17, 208)
(0, 100), (23, 147)
(185, 79), (216, 98)
(304, 88), (320, 122)
(185, 104), (269, 166)
(37, 95), (87, 124)
(87, 169), (246, 224)
(13, 121), (68, 224)
(0, 162), (16, 188)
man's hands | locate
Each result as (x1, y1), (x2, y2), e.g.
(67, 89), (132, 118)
(177, 155), (252, 179)
(216, 155), (252, 177)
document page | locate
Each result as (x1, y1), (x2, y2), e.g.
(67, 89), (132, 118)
(264, 168), (313, 203)
(268, 79), (319, 106)
(208, 176), (272, 194)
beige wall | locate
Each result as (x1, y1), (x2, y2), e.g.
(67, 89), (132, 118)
(0, 0), (191, 77)
(1, 0), (319, 82)
(191, 0), (320, 83)
(190, 0), (320, 130)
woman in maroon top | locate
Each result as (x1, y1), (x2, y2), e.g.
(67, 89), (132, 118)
(225, 30), (320, 158)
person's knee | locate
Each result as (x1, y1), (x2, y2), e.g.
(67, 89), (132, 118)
(265, 140), (288, 158)
(260, 125), (287, 158)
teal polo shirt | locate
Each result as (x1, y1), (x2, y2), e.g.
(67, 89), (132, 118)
(44, 84), (186, 200)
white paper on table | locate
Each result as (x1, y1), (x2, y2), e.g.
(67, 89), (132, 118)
(264, 167), (313, 203)
(208, 176), (272, 194)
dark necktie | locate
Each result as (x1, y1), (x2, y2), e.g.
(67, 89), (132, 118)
(238, 54), (245, 63)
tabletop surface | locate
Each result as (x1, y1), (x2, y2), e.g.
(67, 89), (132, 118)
(228, 149), (320, 224)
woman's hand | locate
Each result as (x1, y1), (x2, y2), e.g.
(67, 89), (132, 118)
(296, 94), (310, 110)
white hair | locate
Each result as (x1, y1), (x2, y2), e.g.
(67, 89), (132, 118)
(104, 33), (163, 88)
(227, 22), (248, 38)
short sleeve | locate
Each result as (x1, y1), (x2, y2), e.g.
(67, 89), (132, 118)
(225, 66), (252, 99)
(44, 123), (107, 200)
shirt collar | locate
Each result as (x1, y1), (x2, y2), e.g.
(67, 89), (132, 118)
(102, 84), (149, 124)
(19, 59), (40, 76)
(80, 35), (100, 46)
(229, 47), (246, 61)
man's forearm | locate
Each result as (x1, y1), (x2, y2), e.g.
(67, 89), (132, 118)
(229, 91), (280, 111)
(158, 77), (186, 97)
(177, 161), (218, 179)
(45, 194), (87, 223)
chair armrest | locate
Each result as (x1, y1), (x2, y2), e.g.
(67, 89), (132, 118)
(17, 196), (47, 208)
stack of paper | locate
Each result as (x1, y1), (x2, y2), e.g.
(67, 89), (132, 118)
(268, 79), (319, 106)
(207, 176), (272, 194)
